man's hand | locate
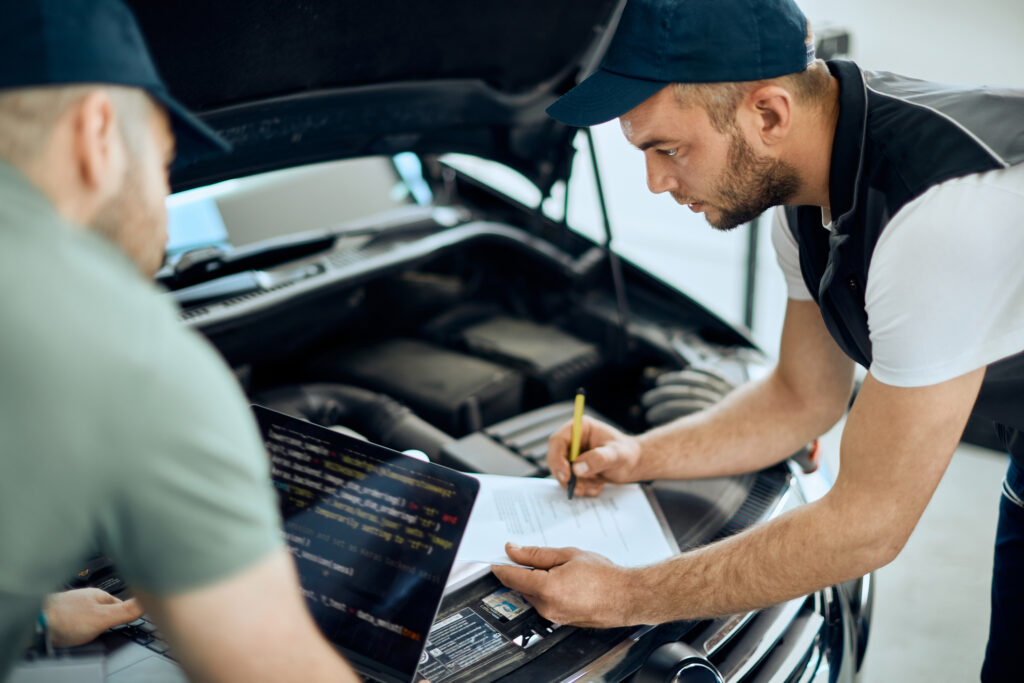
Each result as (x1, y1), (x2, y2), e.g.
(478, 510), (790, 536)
(44, 588), (144, 647)
(547, 416), (642, 497)
(490, 543), (639, 628)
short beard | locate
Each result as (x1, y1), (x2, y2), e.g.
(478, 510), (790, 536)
(91, 158), (165, 276)
(708, 131), (800, 232)
(91, 161), (136, 252)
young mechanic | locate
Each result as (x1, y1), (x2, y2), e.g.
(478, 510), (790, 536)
(491, 0), (1024, 680)
(0, 1), (358, 680)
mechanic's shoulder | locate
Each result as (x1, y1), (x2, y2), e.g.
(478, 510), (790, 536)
(2, 217), (159, 332)
(1, 218), (242, 420)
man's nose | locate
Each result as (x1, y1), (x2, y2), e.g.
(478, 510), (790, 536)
(645, 156), (679, 195)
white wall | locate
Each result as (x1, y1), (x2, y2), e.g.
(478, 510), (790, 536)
(801, 0), (1024, 87)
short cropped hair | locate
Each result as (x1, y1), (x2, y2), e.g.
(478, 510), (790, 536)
(672, 25), (831, 133)
(0, 84), (152, 169)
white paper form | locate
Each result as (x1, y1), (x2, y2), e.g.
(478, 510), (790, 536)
(456, 474), (679, 567)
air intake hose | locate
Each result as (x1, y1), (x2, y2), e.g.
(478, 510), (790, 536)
(252, 382), (455, 461)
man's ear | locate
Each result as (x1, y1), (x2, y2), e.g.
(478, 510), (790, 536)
(743, 85), (793, 146)
(69, 91), (125, 195)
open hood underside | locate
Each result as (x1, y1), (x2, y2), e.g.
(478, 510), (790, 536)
(128, 0), (623, 192)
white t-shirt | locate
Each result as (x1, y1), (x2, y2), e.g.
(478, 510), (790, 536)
(771, 162), (1024, 388)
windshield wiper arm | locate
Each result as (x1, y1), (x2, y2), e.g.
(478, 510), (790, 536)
(157, 205), (466, 292)
(158, 232), (336, 291)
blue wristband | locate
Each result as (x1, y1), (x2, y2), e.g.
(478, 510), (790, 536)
(34, 610), (52, 656)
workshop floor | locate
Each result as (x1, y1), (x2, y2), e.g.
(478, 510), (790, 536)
(818, 419), (1007, 682)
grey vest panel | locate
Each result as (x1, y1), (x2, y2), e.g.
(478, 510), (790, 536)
(864, 71), (1024, 168)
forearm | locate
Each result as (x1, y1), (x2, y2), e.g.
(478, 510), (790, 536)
(631, 299), (855, 481)
(501, 370), (982, 630)
(624, 491), (888, 624)
(624, 368), (984, 624)
(633, 369), (846, 481)
(143, 550), (361, 683)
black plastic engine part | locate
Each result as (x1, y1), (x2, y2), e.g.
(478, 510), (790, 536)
(454, 316), (602, 401)
(440, 401), (613, 477)
(645, 399), (718, 426)
(641, 367), (736, 427)
(302, 338), (524, 436)
(439, 432), (541, 477)
(640, 384), (723, 409)
(251, 382), (455, 460)
(655, 368), (735, 394)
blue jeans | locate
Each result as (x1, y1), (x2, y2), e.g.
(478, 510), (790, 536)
(982, 458), (1024, 682)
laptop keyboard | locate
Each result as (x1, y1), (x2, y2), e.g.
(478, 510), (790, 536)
(112, 615), (173, 658)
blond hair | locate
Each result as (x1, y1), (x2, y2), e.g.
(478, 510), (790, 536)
(0, 84), (152, 169)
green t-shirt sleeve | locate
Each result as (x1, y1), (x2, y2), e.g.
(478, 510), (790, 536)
(96, 304), (283, 596)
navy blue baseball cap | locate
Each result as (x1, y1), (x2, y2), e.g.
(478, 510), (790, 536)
(548, 0), (815, 127)
(0, 0), (230, 163)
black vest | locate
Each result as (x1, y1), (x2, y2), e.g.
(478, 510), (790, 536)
(785, 60), (1024, 464)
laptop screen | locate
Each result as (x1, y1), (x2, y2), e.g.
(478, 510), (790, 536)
(253, 406), (479, 683)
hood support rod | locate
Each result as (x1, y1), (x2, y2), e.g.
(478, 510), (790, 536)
(584, 127), (631, 359)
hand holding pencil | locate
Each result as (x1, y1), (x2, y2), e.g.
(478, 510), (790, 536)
(548, 395), (644, 499)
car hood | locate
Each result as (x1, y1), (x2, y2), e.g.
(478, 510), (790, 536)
(128, 0), (624, 193)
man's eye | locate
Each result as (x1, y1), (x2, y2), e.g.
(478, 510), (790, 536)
(659, 148), (678, 157)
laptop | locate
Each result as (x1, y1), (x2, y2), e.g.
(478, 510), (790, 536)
(254, 405), (480, 683)
(16, 405), (479, 683)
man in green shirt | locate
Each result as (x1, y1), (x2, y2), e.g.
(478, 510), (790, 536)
(0, 1), (357, 680)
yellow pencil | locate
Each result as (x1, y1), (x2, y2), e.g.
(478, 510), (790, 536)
(567, 388), (585, 500)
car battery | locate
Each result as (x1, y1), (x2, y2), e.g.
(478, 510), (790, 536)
(304, 338), (523, 436)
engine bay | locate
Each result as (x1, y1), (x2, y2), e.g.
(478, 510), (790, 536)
(186, 217), (761, 452)
(177, 218), (797, 681)
(65, 211), (839, 683)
